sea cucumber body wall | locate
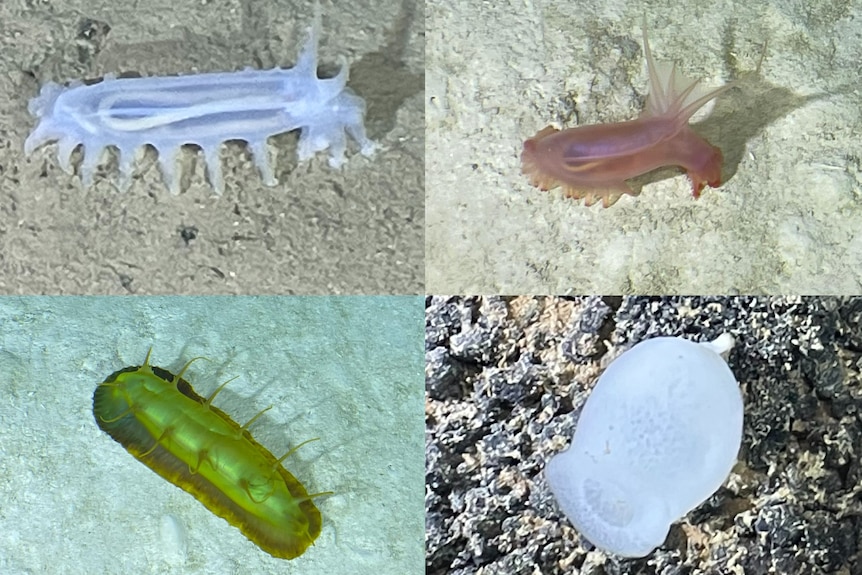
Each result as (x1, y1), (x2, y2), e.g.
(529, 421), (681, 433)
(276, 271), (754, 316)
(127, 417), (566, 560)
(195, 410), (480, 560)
(93, 354), (323, 560)
(546, 336), (743, 557)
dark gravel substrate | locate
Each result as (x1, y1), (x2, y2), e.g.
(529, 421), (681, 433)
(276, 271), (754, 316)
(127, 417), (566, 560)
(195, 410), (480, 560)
(426, 296), (862, 575)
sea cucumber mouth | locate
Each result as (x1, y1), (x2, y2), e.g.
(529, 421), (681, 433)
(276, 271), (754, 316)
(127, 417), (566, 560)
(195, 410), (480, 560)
(583, 477), (636, 528)
(521, 132), (560, 191)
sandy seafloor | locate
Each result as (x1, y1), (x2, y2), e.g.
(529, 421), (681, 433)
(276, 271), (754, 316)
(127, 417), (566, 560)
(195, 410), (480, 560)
(0, 296), (424, 574)
(1, 0), (424, 294)
(426, 296), (862, 574)
(427, 0), (862, 294)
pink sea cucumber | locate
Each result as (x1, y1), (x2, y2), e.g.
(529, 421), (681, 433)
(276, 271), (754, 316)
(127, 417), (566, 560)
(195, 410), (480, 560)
(521, 24), (735, 207)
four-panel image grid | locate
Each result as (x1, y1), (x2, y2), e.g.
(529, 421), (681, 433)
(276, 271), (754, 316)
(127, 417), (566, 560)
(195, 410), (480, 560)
(2, 1), (861, 574)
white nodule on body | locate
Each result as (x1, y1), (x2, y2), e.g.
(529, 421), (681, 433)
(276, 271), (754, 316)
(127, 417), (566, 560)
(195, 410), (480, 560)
(701, 333), (735, 357)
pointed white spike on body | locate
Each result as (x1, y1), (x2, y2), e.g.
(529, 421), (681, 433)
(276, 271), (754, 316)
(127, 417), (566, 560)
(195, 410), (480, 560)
(296, 129), (320, 163)
(158, 152), (180, 195)
(335, 55), (349, 83)
(27, 82), (64, 117)
(24, 124), (55, 156)
(700, 333), (735, 358)
(79, 146), (103, 188)
(249, 141), (277, 186)
(56, 138), (80, 173)
(23, 132), (41, 156)
(295, 2), (321, 76)
(348, 122), (377, 157)
(641, 19), (735, 127)
(116, 146), (137, 192)
(202, 145), (224, 195)
(325, 132), (347, 168)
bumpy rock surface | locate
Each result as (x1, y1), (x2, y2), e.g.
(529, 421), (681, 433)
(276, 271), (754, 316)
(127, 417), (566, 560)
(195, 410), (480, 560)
(426, 296), (862, 575)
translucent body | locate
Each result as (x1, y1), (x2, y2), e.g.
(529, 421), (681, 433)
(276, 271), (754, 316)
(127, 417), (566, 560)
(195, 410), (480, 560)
(93, 352), (322, 560)
(546, 336), (742, 557)
(521, 25), (731, 207)
(24, 9), (375, 194)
